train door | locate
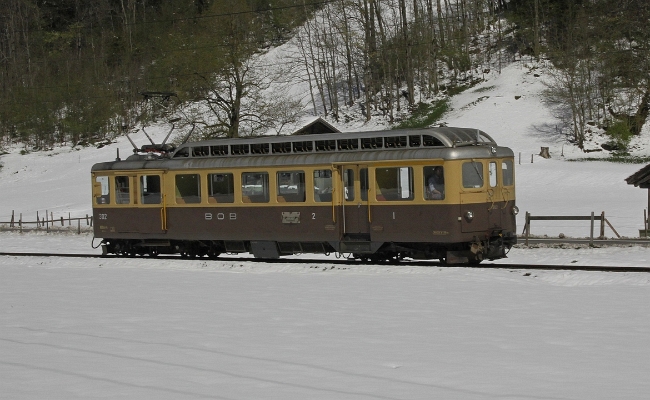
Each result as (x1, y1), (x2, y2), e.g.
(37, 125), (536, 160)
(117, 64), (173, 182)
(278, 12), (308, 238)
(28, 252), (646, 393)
(487, 161), (502, 229)
(136, 172), (167, 233)
(338, 165), (370, 240)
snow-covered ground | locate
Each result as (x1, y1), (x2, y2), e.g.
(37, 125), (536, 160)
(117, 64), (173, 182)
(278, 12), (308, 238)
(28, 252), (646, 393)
(1, 233), (650, 399)
(2, 60), (650, 398)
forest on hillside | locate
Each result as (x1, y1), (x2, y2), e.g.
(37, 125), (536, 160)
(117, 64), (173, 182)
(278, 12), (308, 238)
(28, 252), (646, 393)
(1, 0), (649, 152)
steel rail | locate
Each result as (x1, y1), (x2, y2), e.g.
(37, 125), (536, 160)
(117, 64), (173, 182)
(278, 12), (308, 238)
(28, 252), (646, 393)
(1, 252), (649, 273)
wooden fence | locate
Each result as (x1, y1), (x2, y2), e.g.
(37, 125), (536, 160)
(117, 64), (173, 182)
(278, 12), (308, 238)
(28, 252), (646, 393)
(0, 210), (93, 234)
(522, 211), (620, 246)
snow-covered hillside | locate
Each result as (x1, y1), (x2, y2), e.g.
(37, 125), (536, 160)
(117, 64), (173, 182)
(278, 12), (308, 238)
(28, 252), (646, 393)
(1, 61), (648, 238)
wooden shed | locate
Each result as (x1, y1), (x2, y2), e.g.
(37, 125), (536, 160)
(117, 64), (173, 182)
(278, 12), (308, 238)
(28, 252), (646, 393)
(625, 164), (650, 233)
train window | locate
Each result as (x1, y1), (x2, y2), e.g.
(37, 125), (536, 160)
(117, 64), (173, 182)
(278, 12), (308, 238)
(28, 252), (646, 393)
(140, 175), (161, 204)
(175, 174), (201, 204)
(361, 137), (383, 149)
(208, 173), (234, 203)
(384, 136), (407, 148)
(241, 172), (269, 203)
(409, 135), (421, 147)
(423, 135), (444, 146)
(174, 147), (189, 158)
(292, 141), (313, 153)
(315, 139), (336, 151)
(375, 167), (414, 201)
(192, 146), (209, 157)
(115, 176), (130, 204)
(277, 171), (305, 202)
(232, 144), (250, 155)
(251, 143), (269, 154)
(502, 160), (514, 186)
(273, 142), (292, 153)
(313, 169), (333, 202)
(95, 176), (110, 204)
(489, 162), (498, 187)
(210, 145), (229, 156)
(344, 169), (355, 200)
(360, 168), (369, 201)
(337, 138), (359, 150)
(424, 166), (445, 200)
(462, 162), (484, 188)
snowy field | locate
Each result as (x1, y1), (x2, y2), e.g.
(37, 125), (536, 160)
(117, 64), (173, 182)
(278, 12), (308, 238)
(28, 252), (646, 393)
(2, 59), (650, 398)
(1, 232), (650, 399)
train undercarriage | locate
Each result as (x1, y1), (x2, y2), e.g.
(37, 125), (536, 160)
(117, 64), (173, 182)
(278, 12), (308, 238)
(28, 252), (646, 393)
(100, 233), (516, 265)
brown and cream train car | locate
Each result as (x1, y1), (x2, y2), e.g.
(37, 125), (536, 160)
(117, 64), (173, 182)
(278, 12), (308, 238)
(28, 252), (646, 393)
(91, 127), (518, 264)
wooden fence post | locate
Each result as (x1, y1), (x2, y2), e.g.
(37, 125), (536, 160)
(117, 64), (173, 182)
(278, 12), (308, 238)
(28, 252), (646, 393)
(600, 211), (605, 239)
(525, 211), (530, 246)
(590, 212), (594, 246)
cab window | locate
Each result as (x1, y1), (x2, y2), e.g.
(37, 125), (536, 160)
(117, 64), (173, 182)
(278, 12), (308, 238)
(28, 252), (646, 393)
(502, 160), (514, 186)
(95, 176), (110, 204)
(140, 175), (161, 204)
(489, 162), (498, 187)
(209, 173), (235, 203)
(175, 174), (201, 204)
(462, 162), (484, 188)
(277, 171), (305, 202)
(115, 176), (130, 204)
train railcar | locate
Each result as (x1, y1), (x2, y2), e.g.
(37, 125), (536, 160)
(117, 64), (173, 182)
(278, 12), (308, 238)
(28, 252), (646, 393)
(91, 127), (518, 264)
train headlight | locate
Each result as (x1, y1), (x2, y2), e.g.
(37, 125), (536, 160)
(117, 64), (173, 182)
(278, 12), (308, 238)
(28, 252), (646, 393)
(465, 211), (474, 221)
(512, 206), (519, 215)
(490, 146), (497, 154)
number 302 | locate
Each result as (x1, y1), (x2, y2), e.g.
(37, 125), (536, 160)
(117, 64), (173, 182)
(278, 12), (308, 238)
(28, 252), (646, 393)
(98, 213), (108, 220)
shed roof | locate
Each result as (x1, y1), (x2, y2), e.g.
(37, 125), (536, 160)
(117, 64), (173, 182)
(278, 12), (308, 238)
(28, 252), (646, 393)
(625, 164), (650, 188)
(292, 117), (340, 135)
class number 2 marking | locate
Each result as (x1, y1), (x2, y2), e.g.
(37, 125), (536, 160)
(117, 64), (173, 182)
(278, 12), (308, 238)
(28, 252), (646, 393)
(312, 213), (316, 220)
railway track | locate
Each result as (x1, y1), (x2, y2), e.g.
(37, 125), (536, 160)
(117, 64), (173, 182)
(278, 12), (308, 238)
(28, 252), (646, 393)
(1, 251), (649, 273)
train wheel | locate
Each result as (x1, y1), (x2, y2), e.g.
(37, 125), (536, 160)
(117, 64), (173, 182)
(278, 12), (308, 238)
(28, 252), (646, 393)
(352, 253), (370, 262)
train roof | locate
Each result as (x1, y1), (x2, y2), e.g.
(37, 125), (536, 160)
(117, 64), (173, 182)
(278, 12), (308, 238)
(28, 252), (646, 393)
(92, 127), (514, 172)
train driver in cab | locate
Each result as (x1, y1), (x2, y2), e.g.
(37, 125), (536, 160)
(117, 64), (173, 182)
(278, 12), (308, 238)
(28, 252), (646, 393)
(426, 166), (445, 200)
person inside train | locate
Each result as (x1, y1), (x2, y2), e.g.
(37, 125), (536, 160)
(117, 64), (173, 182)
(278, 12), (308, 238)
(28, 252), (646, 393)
(426, 166), (445, 200)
